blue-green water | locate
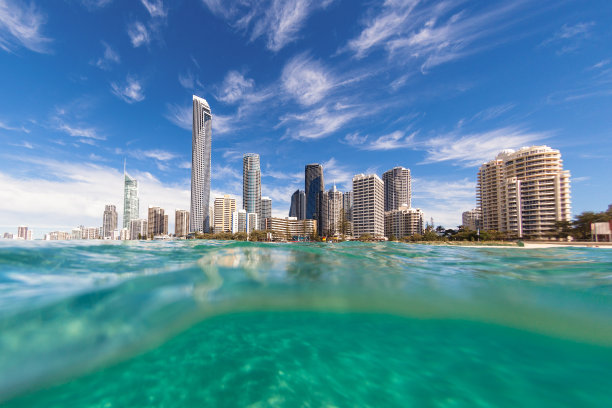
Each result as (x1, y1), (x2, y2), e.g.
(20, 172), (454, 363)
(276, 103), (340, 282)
(1, 241), (611, 407)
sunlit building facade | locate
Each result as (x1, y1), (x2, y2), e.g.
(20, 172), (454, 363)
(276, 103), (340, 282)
(191, 95), (212, 233)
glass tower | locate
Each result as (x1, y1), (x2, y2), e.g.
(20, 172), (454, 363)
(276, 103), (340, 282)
(305, 164), (324, 222)
(123, 164), (139, 229)
(289, 189), (306, 219)
(190, 95), (212, 233)
(243, 153), (261, 219)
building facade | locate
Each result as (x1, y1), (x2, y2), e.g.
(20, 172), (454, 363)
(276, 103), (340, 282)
(462, 208), (482, 231)
(191, 95), (212, 233)
(264, 217), (317, 241)
(17, 226), (28, 240)
(352, 174), (385, 238)
(305, 164), (324, 224)
(129, 219), (148, 240)
(247, 212), (259, 234)
(147, 206), (168, 238)
(477, 146), (571, 238)
(321, 185), (344, 237)
(213, 195), (236, 234)
(102, 204), (118, 238)
(175, 210), (190, 237)
(260, 197), (272, 229)
(384, 206), (424, 238)
(382, 167), (411, 211)
(289, 189), (306, 220)
(243, 153), (261, 222)
(231, 209), (248, 234)
(123, 167), (139, 229)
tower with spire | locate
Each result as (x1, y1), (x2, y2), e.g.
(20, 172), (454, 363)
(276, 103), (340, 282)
(123, 160), (139, 229)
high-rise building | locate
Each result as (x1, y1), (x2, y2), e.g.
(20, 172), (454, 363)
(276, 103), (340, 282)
(191, 95), (212, 233)
(289, 189), (306, 220)
(462, 208), (482, 231)
(243, 154), (261, 223)
(129, 219), (148, 240)
(148, 206), (168, 238)
(213, 195), (236, 233)
(260, 197), (272, 229)
(342, 191), (353, 222)
(123, 164), (139, 229)
(352, 174), (385, 238)
(382, 167), (411, 211)
(231, 209), (248, 234)
(321, 185), (344, 237)
(247, 212), (259, 234)
(305, 164), (325, 230)
(17, 226), (28, 240)
(175, 210), (190, 237)
(384, 206), (424, 238)
(102, 204), (118, 238)
(477, 145), (571, 238)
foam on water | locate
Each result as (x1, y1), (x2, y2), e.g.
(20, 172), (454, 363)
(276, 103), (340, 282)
(1, 240), (611, 405)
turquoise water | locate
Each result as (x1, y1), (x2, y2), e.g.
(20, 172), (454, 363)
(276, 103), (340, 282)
(1, 241), (611, 406)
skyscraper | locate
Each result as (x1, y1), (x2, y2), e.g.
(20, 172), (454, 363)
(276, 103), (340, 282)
(305, 164), (324, 225)
(260, 196), (272, 229)
(477, 145), (571, 238)
(191, 95), (212, 233)
(175, 210), (190, 237)
(343, 191), (353, 221)
(352, 174), (384, 238)
(213, 195), (236, 233)
(289, 189), (306, 220)
(382, 167), (411, 211)
(321, 184), (343, 237)
(243, 153), (261, 219)
(123, 163), (139, 229)
(148, 206), (168, 238)
(102, 204), (118, 238)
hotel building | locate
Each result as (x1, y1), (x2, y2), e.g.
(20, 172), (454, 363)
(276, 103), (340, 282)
(264, 217), (317, 241)
(243, 153), (261, 223)
(352, 174), (384, 238)
(191, 95), (212, 233)
(213, 195), (236, 234)
(148, 206), (168, 238)
(384, 206), (424, 238)
(102, 204), (118, 239)
(175, 210), (190, 237)
(382, 167), (411, 211)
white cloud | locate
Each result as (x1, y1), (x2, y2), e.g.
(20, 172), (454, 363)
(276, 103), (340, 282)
(8, 141), (33, 149)
(94, 41), (120, 70)
(217, 71), (255, 104)
(136, 149), (178, 161)
(200, 0), (334, 52)
(140, 0), (166, 18)
(541, 21), (595, 54)
(0, 120), (29, 133)
(0, 0), (51, 53)
(282, 54), (333, 106)
(280, 103), (363, 140)
(342, 132), (368, 146)
(0, 159), (190, 235)
(80, 0), (113, 9)
(321, 157), (353, 190)
(111, 76), (145, 103)
(422, 127), (547, 167)
(470, 103), (515, 122)
(57, 123), (105, 140)
(127, 21), (150, 48)
(412, 177), (477, 229)
(362, 130), (416, 151)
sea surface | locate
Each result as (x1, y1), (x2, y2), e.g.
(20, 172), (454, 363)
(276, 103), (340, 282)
(0, 240), (611, 407)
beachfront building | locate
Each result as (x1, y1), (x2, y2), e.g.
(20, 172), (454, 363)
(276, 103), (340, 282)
(462, 208), (482, 231)
(260, 197), (271, 229)
(321, 184), (344, 237)
(264, 217), (317, 241)
(191, 95), (212, 233)
(305, 164), (325, 228)
(382, 167), (411, 211)
(17, 226), (28, 240)
(247, 212), (259, 234)
(352, 174), (385, 239)
(477, 146), (571, 239)
(45, 231), (72, 241)
(213, 195), (236, 234)
(231, 209), (248, 234)
(289, 189), (306, 220)
(120, 228), (129, 240)
(129, 219), (148, 240)
(243, 153), (261, 222)
(148, 206), (168, 238)
(175, 210), (190, 237)
(102, 204), (118, 239)
(384, 206), (424, 238)
(123, 165), (139, 229)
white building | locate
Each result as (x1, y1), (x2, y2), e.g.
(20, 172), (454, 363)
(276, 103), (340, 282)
(260, 196), (271, 229)
(462, 208), (482, 231)
(190, 95), (212, 233)
(232, 209), (248, 234)
(129, 219), (148, 240)
(384, 206), (424, 238)
(352, 174), (385, 238)
(103, 204), (118, 239)
(243, 153), (261, 222)
(213, 195), (236, 234)
(382, 167), (411, 211)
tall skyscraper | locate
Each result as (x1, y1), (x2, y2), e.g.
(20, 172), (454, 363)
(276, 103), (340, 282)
(305, 164), (324, 225)
(321, 184), (344, 237)
(213, 195), (236, 233)
(148, 206), (168, 238)
(102, 204), (118, 238)
(123, 163), (139, 229)
(243, 153), (261, 219)
(289, 189), (306, 220)
(260, 196), (272, 229)
(175, 210), (190, 237)
(191, 95), (212, 233)
(477, 145), (571, 238)
(382, 167), (411, 211)
(352, 174), (384, 238)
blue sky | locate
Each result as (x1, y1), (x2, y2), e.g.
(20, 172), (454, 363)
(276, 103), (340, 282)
(1, 0), (611, 237)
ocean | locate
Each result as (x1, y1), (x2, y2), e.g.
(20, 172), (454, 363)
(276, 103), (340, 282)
(0, 240), (611, 407)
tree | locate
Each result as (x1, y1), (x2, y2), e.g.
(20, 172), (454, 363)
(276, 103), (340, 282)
(553, 220), (573, 240)
(572, 211), (610, 240)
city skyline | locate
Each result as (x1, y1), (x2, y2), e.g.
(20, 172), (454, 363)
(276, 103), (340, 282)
(1, 1), (611, 238)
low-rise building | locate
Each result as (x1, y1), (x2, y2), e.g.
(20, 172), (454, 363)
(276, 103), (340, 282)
(462, 208), (482, 231)
(384, 206), (424, 238)
(264, 217), (317, 241)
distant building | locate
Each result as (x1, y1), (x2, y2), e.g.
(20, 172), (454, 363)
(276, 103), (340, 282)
(231, 209), (248, 234)
(591, 221), (612, 242)
(82, 227), (100, 240)
(247, 212), (259, 234)
(289, 189), (306, 220)
(264, 217), (317, 241)
(243, 153), (261, 221)
(103, 204), (118, 238)
(148, 206), (168, 238)
(47, 231), (72, 240)
(260, 197), (271, 229)
(129, 219), (148, 240)
(382, 167), (411, 211)
(120, 228), (129, 240)
(321, 184), (343, 237)
(17, 226), (28, 240)
(3, 232), (14, 239)
(209, 206), (215, 232)
(305, 164), (324, 227)
(384, 206), (423, 238)
(175, 210), (190, 237)
(191, 95), (212, 233)
(214, 195), (236, 233)
(352, 174), (384, 238)
(477, 146), (571, 238)
(462, 208), (482, 231)
(343, 191), (353, 222)
(123, 165), (139, 229)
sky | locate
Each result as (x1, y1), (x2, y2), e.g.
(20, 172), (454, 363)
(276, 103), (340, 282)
(1, 0), (611, 238)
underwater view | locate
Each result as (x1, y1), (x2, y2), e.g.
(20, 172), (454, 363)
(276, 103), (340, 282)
(1, 240), (612, 407)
